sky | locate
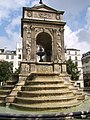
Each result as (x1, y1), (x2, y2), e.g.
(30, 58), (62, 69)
(0, 0), (90, 55)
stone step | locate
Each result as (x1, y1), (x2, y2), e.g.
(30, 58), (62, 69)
(10, 101), (81, 111)
(18, 90), (74, 97)
(6, 80), (18, 85)
(30, 75), (61, 81)
(25, 80), (64, 85)
(10, 73), (82, 111)
(0, 100), (6, 106)
(14, 96), (76, 104)
(0, 85), (14, 90)
(21, 85), (68, 91)
(0, 95), (6, 101)
(0, 90), (11, 95)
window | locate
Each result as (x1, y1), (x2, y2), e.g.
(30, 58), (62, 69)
(6, 55), (9, 59)
(69, 56), (71, 59)
(75, 56), (77, 60)
(11, 55), (14, 59)
(18, 61), (21, 66)
(75, 62), (78, 66)
(18, 49), (20, 52)
(18, 54), (21, 59)
(11, 62), (13, 66)
(75, 51), (77, 55)
(68, 51), (70, 54)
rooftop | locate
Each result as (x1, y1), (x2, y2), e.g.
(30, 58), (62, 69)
(66, 48), (80, 51)
(82, 51), (90, 58)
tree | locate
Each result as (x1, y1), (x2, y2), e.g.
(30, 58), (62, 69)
(66, 59), (80, 81)
(14, 66), (20, 74)
(0, 61), (13, 82)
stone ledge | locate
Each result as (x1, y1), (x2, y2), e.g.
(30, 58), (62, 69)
(0, 110), (89, 119)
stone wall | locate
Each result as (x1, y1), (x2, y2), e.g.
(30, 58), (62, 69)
(0, 110), (90, 119)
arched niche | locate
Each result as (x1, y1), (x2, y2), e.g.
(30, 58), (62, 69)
(36, 32), (52, 62)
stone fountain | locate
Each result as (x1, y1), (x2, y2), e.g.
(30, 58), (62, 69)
(2, 1), (85, 112)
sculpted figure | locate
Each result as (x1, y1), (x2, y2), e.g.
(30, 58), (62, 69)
(26, 39), (31, 60)
(57, 41), (62, 62)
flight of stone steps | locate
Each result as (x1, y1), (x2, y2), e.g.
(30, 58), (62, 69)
(10, 73), (81, 111)
(0, 80), (18, 105)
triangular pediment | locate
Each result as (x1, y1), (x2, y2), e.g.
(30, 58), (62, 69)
(32, 4), (63, 13)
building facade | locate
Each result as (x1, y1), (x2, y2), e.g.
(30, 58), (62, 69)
(65, 48), (84, 88)
(82, 51), (90, 87)
(0, 43), (22, 72)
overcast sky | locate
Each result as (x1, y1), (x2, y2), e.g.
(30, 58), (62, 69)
(0, 0), (90, 54)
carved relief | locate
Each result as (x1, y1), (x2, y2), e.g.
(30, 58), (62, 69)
(34, 12), (54, 19)
(35, 27), (44, 33)
(26, 38), (31, 61)
(57, 31), (61, 40)
(21, 63), (30, 73)
(59, 27), (64, 33)
(27, 27), (31, 38)
(57, 42), (62, 62)
(23, 25), (28, 31)
(56, 30), (62, 62)
(23, 24), (32, 61)
(38, 12), (52, 18)
(56, 15), (60, 20)
(37, 65), (53, 73)
(27, 11), (32, 17)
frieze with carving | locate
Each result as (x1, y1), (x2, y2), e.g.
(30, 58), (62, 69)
(35, 27), (44, 33)
(34, 12), (55, 19)
(37, 65), (53, 73)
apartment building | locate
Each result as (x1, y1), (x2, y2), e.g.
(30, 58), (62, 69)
(82, 51), (90, 87)
(0, 43), (22, 72)
(65, 48), (84, 88)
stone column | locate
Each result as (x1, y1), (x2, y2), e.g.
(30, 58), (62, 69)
(60, 26), (66, 73)
(52, 29), (57, 62)
(22, 26), (27, 61)
(60, 27), (65, 62)
(31, 27), (36, 61)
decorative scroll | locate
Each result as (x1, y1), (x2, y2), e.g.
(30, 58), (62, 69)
(35, 27), (44, 32)
(27, 11), (32, 17)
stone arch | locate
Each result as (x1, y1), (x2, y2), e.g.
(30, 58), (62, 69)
(36, 32), (52, 62)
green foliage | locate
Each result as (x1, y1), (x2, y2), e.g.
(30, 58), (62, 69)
(0, 61), (13, 82)
(14, 67), (20, 74)
(66, 59), (80, 81)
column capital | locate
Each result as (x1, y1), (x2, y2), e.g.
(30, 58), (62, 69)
(59, 27), (64, 33)
(52, 28), (57, 33)
(30, 25), (35, 31)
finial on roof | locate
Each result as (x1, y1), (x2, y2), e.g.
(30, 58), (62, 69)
(39, 0), (43, 4)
